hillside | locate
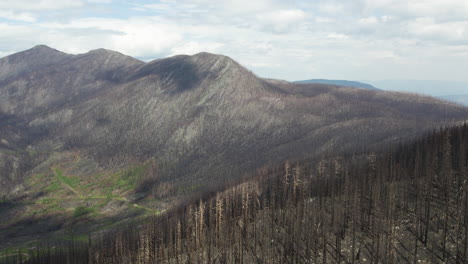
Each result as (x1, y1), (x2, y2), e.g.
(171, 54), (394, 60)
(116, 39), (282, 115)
(294, 79), (380, 90)
(6, 124), (468, 263)
(1, 46), (468, 249)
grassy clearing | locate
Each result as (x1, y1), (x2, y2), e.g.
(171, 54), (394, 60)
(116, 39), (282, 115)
(54, 168), (80, 189)
(2, 160), (165, 253)
(45, 180), (60, 192)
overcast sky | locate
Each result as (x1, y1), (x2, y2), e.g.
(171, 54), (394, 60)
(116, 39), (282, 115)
(1, 0), (468, 82)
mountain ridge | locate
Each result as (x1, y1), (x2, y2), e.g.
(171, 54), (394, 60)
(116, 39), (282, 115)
(1, 46), (468, 247)
(1, 46), (467, 188)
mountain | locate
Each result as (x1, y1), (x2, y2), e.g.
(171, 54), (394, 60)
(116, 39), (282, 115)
(294, 79), (380, 90)
(438, 95), (468, 106)
(365, 80), (468, 97)
(0, 45), (72, 82)
(1, 46), (468, 247)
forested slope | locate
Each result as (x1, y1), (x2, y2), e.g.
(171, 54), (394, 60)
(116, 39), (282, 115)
(5, 124), (467, 263)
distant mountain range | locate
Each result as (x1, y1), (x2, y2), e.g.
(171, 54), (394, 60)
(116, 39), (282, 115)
(294, 79), (468, 106)
(294, 79), (380, 90)
(438, 95), (468, 106)
(365, 80), (468, 96)
(364, 80), (468, 106)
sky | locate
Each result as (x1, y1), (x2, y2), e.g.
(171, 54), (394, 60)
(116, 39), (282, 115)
(1, 0), (468, 83)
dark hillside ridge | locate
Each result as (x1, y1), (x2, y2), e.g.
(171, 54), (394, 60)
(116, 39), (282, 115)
(294, 78), (380, 90)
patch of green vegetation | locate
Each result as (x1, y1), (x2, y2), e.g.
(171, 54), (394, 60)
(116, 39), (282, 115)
(132, 203), (160, 214)
(95, 196), (112, 208)
(26, 173), (48, 187)
(59, 232), (89, 243)
(46, 202), (64, 212)
(73, 206), (95, 218)
(177, 183), (203, 194)
(121, 165), (145, 182)
(117, 165), (146, 190)
(106, 167), (141, 195)
(85, 181), (95, 188)
(54, 168), (80, 189)
(31, 208), (47, 216)
(37, 198), (55, 204)
(116, 179), (133, 189)
(45, 180), (60, 192)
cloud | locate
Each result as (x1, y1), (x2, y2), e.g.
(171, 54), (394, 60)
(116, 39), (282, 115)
(87, 0), (112, 3)
(358, 16), (378, 26)
(170, 41), (223, 56)
(0, 11), (36, 22)
(0, 0), (468, 82)
(256, 9), (307, 33)
(362, 0), (468, 21)
(0, 0), (84, 11)
(406, 18), (468, 44)
(37, 17), (183, 57)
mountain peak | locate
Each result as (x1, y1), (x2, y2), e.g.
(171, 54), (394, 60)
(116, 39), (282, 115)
(189, 52), (246, 75)
(30, 44), (55, 51)
(84, 48), (144, 65)
(192, 52), (233, 63)
(0, 45), (72, 82)
(24, 45), (70, 57)
(88, 48), (121, 55)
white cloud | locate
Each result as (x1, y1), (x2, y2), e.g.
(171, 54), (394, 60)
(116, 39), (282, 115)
(358, 16), (378, 26)
(1, 0), (468, 82)
(361, 0), (468, 21)
(406, 18), (468, 44)
(326, 33), (349, 40)
(37, 17), (184, 57)
(256, 9), (307, 33)
(0, 0), (84, 11)
(170, 41), (223, 56)
(142, 3), (173, 11)
(0, 11), (36, 22)
(87, 0), (112, 3)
